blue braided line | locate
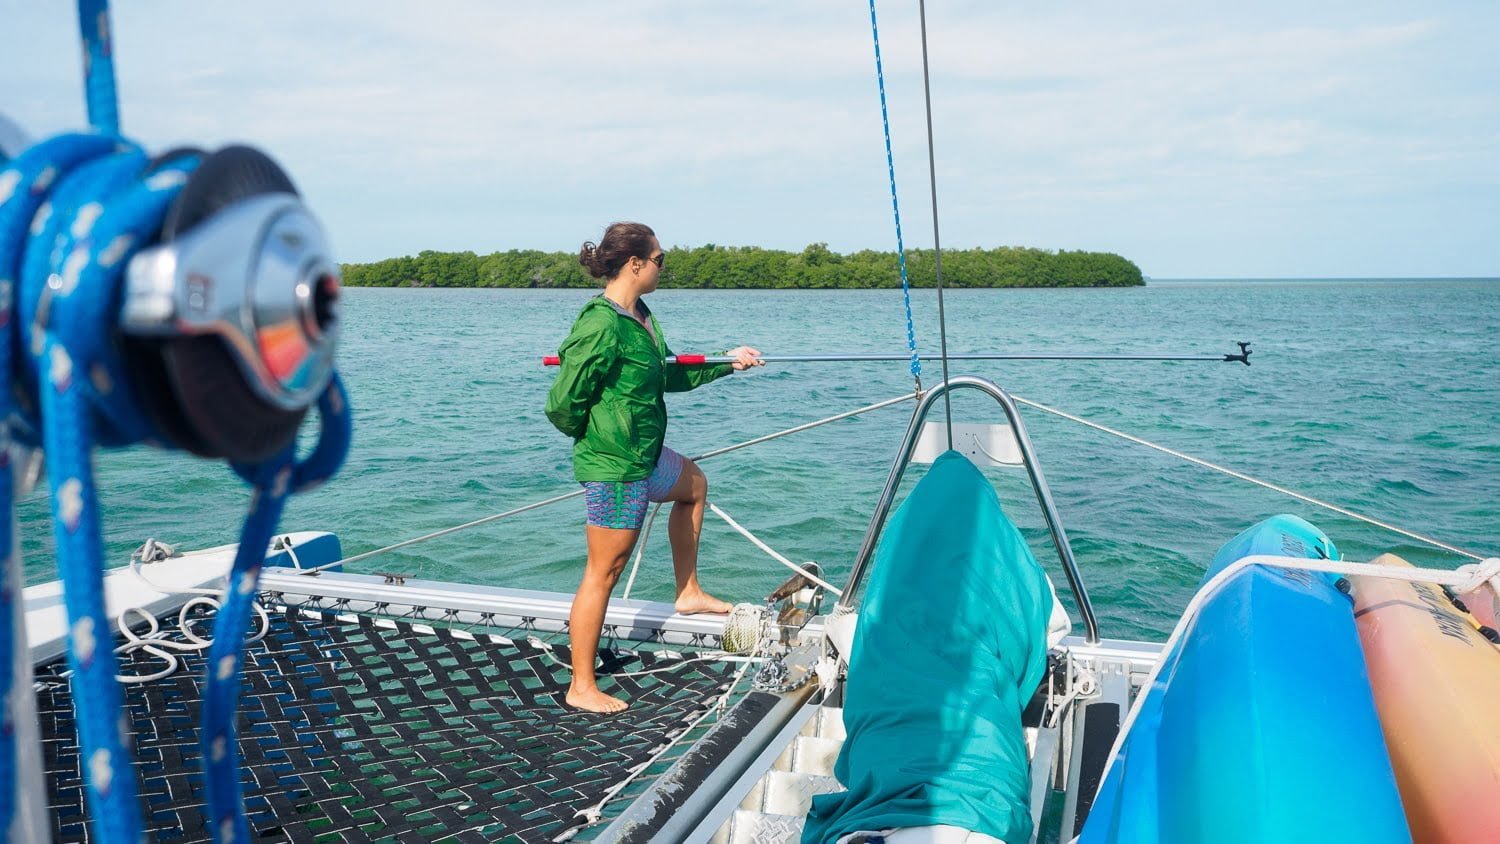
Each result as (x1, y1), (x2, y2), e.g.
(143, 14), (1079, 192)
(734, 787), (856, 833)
(0, 134), (160, 842)
(868, 0), (921, 381)
(39, 154), (207, 844)
(76, 0), (121, 135)
(0, 5), (352, 841)
(0, 132), (187, 843)
(202, 461), (289, 844)
(0, 140), (91, 839)
(1, 134), (354, 843)
(206, 377), (350, 843)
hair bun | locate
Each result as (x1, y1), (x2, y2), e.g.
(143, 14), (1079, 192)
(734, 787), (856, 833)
(580, 223), (655, 282)
(578, 241), (603, 277)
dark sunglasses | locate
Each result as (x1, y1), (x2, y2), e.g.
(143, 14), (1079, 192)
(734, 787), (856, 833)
(644, 253), (664, 268)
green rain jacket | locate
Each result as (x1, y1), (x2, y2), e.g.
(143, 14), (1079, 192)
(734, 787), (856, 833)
(545, 296), (733, 482)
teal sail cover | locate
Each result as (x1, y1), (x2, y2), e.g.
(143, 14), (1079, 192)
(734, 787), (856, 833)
(802, 451), (1052, 844)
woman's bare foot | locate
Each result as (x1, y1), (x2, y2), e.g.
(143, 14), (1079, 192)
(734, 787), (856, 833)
(675, 588), (733, 615)
(566, 685), (628, 713)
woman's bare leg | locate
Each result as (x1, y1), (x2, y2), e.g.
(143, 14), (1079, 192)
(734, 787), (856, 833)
(567, 525), (639, 712)
(664, 459), (732, 615)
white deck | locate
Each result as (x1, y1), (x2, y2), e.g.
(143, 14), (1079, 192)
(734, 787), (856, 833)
(22, 531), (741, 665)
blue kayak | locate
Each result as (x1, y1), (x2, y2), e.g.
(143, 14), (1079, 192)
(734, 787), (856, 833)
(1080, 514), (1411, 843)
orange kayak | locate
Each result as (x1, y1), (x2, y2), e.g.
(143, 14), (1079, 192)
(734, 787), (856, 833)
(1351, 553), (1500, 843)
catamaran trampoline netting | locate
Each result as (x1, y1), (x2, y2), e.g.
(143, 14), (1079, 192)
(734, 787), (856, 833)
(34, 604), (738, 843)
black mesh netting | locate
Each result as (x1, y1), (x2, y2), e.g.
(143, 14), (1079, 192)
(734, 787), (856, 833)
(35, 607), (734, 843)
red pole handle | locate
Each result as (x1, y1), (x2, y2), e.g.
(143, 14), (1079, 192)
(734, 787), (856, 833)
(542, 355), (561, 366)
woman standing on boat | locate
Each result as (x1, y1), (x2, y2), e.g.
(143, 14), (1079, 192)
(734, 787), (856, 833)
(546, 222), (763, 713)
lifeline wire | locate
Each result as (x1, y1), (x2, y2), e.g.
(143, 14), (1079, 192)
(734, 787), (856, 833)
(309, 384), (1483, 591)
(309, 392), (917, 574)
(1012, 394), (1487, 561)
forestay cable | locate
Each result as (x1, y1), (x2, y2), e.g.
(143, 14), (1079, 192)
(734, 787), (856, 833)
(915, 0), (955, 448)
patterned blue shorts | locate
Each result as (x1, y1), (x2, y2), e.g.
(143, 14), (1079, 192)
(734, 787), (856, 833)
(582, 447), (686, 530)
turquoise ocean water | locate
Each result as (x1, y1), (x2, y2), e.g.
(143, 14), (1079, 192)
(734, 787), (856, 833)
(17, 280), (1499, 641)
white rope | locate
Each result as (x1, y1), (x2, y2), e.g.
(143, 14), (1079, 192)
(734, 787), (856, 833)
(621, 393), (916, 599)
(279, 535), (306, 569)
(1455, 557), (1500, 596)
(108, 600), (272, 684)
(1046, 662), (1098, 730)
(55, 588), (272, 686)
(1012, 395), (1487, 561)
(720, 603), (766, 655)
(129, 551), (229, 598)
(106, 543), (272, 683)
(620, 503), (665, 601)
(708, 503), (843, 597)
(564, 687), (725, 836)
(1098, 553), (1500, 785)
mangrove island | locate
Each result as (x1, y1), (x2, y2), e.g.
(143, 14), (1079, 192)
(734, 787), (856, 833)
(341, 244), (1144, 289)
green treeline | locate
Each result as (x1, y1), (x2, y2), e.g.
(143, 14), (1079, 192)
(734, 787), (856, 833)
(341, 244), (1144, 289)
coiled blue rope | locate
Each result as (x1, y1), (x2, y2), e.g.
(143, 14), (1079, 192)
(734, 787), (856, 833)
(868, 0), (922, 385)
(2, 132), (165, 844)
(0, 3), (352, 842)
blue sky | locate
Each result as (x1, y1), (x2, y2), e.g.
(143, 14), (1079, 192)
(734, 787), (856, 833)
(3, 1), (1496, 278)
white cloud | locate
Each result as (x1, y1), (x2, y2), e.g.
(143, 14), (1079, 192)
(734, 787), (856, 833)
(1, 1), (1495, 276)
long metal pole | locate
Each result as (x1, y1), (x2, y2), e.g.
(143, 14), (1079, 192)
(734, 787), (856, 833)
(544, 352), (1250, 365)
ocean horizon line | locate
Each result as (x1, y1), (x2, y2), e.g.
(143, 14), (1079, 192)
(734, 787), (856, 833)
(1147, 276), (1499, 283)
